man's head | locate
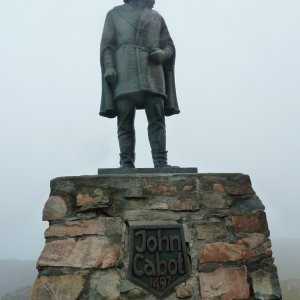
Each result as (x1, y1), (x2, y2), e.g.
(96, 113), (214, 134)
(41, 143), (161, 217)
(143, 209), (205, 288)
(124, 0), (155, 9)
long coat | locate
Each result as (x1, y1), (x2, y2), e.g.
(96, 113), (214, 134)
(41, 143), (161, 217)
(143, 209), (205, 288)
(99, 4), (180, 118)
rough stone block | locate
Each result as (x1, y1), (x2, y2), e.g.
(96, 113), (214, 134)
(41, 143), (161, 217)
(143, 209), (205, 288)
(201, 191), (229, 209)
(42, 196), (69, 221)
(143, 184), (177, 196)
(196, 223), (226, 241)
(251, 267), (282, 299)
(199, 235), (272, 263)
(44, 217), (122, 239)
(37, 236), (120, 269)
(199, 174), (254, 195)
(149, 202), (169, 210)
(50, 178), (76, 194)
(149, 198), (199, 211)
(228, 184), (255, 196)
(168, 199), (199, 211)
(232, 211), (270, 236)
(86, 270), (121, 300)
(212, 183), (225, 192)
(120, 280), (148, 299)
(111, 209), (182, 222)
(232, 196), (265, 214)
(30, 275), (86, 300)
(199, 267), (250, 300)
(77, 190), (110, 210)
(176, 283), (193, 299)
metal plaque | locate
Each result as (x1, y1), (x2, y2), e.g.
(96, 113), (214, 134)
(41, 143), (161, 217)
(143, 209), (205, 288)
(128, 225), (189, 298)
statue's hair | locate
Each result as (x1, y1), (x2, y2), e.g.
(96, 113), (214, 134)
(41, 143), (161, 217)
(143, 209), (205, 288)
(123, 0), (129, 3)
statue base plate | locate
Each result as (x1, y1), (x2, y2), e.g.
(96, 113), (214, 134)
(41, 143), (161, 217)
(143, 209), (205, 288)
(98, 167), (198, 175)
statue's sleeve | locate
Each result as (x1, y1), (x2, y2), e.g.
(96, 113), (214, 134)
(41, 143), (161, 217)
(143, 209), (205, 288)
(101, 12), (116, 71)
(160, 17), (175, 62)
(99, 11), (118, 118)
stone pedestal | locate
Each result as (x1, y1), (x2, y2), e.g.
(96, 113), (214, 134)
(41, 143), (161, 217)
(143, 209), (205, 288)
(31, 172), (282, 300)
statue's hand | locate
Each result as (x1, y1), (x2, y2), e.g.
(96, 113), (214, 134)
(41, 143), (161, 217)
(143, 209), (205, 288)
(149, 48), (166, 64)
(104, 67), (117, 84)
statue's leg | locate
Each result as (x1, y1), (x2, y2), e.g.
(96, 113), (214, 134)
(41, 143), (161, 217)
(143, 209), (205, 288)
(144, 94), (168, 168)
(116, 97), (136, 168)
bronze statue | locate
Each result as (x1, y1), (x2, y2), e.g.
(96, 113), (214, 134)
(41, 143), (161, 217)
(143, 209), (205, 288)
(100, 0), (179, 168)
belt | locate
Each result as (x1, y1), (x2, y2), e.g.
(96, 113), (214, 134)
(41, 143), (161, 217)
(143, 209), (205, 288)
(117, 44), (150, 53)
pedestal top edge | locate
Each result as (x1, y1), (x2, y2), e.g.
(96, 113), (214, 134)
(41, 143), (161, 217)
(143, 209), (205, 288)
(50, 172), (250, 183)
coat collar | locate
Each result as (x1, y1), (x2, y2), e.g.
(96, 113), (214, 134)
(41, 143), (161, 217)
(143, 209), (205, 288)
(138, 7), (154, 33)
(114, 4), (155, 33)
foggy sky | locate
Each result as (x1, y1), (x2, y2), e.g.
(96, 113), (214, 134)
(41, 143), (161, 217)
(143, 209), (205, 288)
(0, 0), (299, 260)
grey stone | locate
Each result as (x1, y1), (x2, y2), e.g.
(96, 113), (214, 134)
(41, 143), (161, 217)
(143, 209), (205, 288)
(87, 270), (121, 300)
(108, 209), (182, 222)
(251, 267), (282, 299)
(232, 196), (265, 214)
(64, 212), (97, 221)
(42, 196), (68, 221)
(120, 280), (147, 299)
(50, 179), (76, 193)
(196, 223), (226, 241)
(201, 191), (229, 209)
(120, 280), (138, 293)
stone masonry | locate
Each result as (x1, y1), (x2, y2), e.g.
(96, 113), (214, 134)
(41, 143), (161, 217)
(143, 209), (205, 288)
(31, 173), (282, 300)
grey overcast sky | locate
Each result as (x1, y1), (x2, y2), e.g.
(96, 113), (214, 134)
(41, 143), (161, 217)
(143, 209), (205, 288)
(0, 0), (299, 260)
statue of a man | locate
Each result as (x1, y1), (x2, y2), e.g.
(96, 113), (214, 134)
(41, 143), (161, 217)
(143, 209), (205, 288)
(99, 0), (179, 168)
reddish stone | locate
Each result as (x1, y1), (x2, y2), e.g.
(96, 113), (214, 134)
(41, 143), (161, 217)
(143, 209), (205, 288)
(213, 183), (225, 193)
(30, 275), (86, 300)
(143, 184), (177, 196)
(45, 217), (122, 238)
(199, 267), (250, 300)
(199, 235), (272, 263)
(229, 184), (255, 196)
(232, 211), (270, 236)
(37, 236), (120, 269)
(42, 196), (68, 221)
(168, 199), (195, 211)
(76, 193), (109, 207)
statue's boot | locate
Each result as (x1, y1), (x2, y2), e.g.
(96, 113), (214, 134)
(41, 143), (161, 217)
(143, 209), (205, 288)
(119, 152), (135, 168)
(152, 151), (168, 168)
(152, 151), (179, 168)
